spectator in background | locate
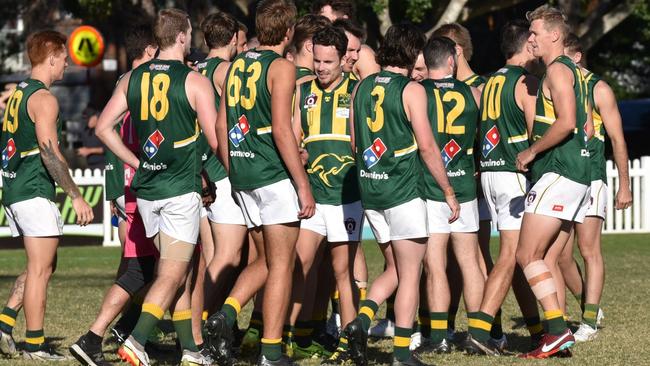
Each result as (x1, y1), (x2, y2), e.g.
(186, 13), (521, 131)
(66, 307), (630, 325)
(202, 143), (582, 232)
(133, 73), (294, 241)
(76, 106), (105, 170)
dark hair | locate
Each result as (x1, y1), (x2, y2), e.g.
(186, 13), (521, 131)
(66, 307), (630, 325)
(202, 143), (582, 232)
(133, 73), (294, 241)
(293, 14), (331, 52)
(26, 30), (66, 66)
(433, 23), (473, 61)
(256, 0), (297, 46)
(125, 22), (156, 64)
(238, 21), (248, 34)
(201, 11), (238, 49)
(310, 0), (356, 19)
(332, 18), (364, 40)
(312, 25), (348, 58)
(423, 36), (456, 69)
(376, 23), (425, 70)
(564, 32), (583, 55)
(154, 8), (190, 50)
(500, 20), (531, 59)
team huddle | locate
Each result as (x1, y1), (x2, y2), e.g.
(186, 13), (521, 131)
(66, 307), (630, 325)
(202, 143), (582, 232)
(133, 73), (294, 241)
(0, 0), (633, 365)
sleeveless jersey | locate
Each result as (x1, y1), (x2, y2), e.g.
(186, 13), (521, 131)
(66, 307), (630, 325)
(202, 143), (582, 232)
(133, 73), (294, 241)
(421, 77), (479, 203)
(126, 59), (201, 200)
(531, 55), (590, 185)
(299, 75), (359, 205)
(197, 57), (227, 182)
(1, 79), (60, 206)
(296, 66), (314, 80)
(463, 73), (486, 88)
(225, 49), (289, 190)
(584, 70), (606, 182)
(353, 70), (422, 210)
(104, 122), (124, 201)
(479, 65), (529, 172)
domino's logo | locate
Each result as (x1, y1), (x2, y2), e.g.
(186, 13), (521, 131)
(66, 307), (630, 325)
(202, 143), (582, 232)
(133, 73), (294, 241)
(229, 115), (251, 147)
(143, 130), (165, 159)
(362, 138), (387, 169)
(2, 138), (16, 169)
(441, 139), (461, 167)
(482, 125), (500, 158)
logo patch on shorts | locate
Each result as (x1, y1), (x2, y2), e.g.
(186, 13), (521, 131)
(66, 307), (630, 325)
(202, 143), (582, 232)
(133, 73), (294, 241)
(441, 139), (461, 167)
(481, 126), (500, 158)
(526, 191), (537, 205)
(344, 217), (356, 234)
(362, 138), (387, 169)
(2, 138), (16, 169)
(143, 130), (165, 159)
(229, 115), (251, 147)
(552, 204), (564, 212)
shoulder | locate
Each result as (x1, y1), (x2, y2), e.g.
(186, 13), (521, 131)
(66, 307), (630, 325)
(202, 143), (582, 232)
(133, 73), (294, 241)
(593, 78), (615, 105)
(269, 57), (295, 72)
(404, 80), (426, 97)
(29, 89), (57, 107)
(546, 61), (573, 79)
(359, 45), (375, 57)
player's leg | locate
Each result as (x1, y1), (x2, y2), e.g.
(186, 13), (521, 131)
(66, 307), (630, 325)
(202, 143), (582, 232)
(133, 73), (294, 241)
(574, 216), (604, 341)
(423, 233), (451, 348)
(0, 271), (25, 356)
(353, 245), (368, 301)
(558, 230), (585, 312)
(543, 225), (572, 314)
(191, 248), (206, 347)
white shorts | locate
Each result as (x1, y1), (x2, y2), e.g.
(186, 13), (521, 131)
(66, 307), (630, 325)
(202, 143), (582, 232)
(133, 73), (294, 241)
(234, 179), (300, 229)
(524, 173), (590, 223)
(427, 199), (479, 234)
(207, 178), (246, 226)
(365, 198), (428, 244)
(301, 201), (364, 242)
(113, 195), (127, 223)
(586, 180), (607, 219)
(137, 192), (202, 244)
(4, 197), (63, 237)
(482, 171), (530, 231)
(478, 197), (491, 221)
(200, 207), (209, 219)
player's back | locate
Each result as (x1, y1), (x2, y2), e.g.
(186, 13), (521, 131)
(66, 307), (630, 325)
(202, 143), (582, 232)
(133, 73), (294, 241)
(126, 59), (200, 200)
(584, 70), (606, 183)
(353, 70), (421, 210)
(421, 77), (478, 203)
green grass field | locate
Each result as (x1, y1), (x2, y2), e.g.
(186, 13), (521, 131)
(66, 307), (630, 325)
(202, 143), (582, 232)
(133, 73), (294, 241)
(0, 234), (649, 365)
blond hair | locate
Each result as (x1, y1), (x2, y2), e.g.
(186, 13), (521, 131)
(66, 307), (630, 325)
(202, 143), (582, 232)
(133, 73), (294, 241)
(526, 5), (570, 38)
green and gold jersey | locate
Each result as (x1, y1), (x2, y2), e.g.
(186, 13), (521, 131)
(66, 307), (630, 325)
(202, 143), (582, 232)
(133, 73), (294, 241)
(197, 57), (227, 182)
(421, 77), (479, 203)
(584, 70), (606, 182)
(353, 70), (422, 210)
(479, 65), (529, 172)
(225, 49), (289, 190)
(531, 55), (590, 185)
(126, 59), (201, 200)
(463, 73), (487, 88)
(104, 122), (124, 201)
(296, 66), (314, 81)
(1, 79), (59, 206)
(299, 75), (359, 205)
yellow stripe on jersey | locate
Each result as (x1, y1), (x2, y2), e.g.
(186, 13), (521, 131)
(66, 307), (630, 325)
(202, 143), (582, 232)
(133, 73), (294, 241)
(507, 134), (528, 143)
(257, 126), (272, 135)
(394, 136), (417, 158)
(332, 78), (350, 135)
(303, 134), (351, 144)
(20, 147), (40, 158)
(174, 122), (199, 148)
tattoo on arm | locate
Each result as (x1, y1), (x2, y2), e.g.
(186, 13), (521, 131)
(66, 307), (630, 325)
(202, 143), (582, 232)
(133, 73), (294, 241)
(40, 139), (82, 199)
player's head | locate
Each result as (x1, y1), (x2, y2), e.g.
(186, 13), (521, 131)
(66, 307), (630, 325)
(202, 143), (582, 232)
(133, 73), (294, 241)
(332, 18), (364, 72)
(27, 30), (68, 80)
(256, 0), (297, 47)
(526, 5), (570, 58)
(125, 22), (158, 67)
(311, 0), (355, 21)
(312, 25), (347, 85)
(423, 36), (457, 75)
(433, 23), (473, 61)
(411, 52), (427, 81)
(376, 23), (425, 72)
(564, 32), (583, 65)
(237, 22), (249, 53)
(293, 14), (331, 56)
(201, 11), (239, 59)
(154, 8), (192, 55)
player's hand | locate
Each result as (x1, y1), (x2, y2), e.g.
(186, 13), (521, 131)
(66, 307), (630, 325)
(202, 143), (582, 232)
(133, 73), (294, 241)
(297, 186), (316, 219)
(516, 148), (536, 172)
(615, 186), (632, 210)
(201, 173), (216, 207)
(298, 148), (309, 166)
(72, 197), (93, 226)
(76, 147), (92, 157)
(444, 189), (460, 224)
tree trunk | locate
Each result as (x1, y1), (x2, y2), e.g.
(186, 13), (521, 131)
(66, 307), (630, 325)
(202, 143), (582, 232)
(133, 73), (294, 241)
(578, 1), (634, 50)
(425, 0), (468, 37)
(377, 5), (391, 36)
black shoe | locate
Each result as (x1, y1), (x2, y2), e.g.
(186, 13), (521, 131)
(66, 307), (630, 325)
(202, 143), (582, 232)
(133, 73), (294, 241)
(390, 354), (433, 366)
(462, 334), (501, 356)
(414, 338), (451, 355)
(257, 354), (295, 365)
(312, 330), (339, 353)
(70, 334), (110, 366)
(108, 326), (128, 345)
(204, 311), (234, 365)
(343, 318), (368, 366)
(322, 349), (355, 365)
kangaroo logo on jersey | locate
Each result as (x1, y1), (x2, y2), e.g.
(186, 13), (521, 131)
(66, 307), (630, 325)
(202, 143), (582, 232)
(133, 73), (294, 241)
(2, 139), (16, 169)
(441, 139), (461, 167)
(362, 138), (387, 169)
(308, 153), (355, 187)
(143, 130), (165, 159)
(482, 126), (500, 158)
(229, 115), (251, 147)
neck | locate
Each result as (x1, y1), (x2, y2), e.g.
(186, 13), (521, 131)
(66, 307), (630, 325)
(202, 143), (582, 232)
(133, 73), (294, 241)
(542, 47), (563, 66)
(294, 52), (313, 71)
(383, 66), (408, 76)
(207, 47), (233, 62)
(428, 69), (451, 80)
(319, 73), (343, 91)
(30, 66), (54, 88)
(257, 43), (285, 56)
(157, 46), (185, 62)
(455, 56), (475, 81)
(506, 54), (528, 69)
(132, 58), (147, 69)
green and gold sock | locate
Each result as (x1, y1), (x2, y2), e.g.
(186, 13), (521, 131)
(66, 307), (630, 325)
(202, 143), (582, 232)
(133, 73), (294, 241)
(393, 326), (411, 362)
(358, 300), (379, 333)
(337, 336), (349, 351)
(468, 312), (493, 343)
(490, 309), (503, 339)
(25, 329), (45, 352)
(173, 309), (198, 352)
(544, 309), (567, 335)
(429, 312), (447, 343)
(221, 297), (241, 329)
(131, 303), (164, 346)
(583, 303), (599, 328)
(0, 307), (17, 334)
(261, 338), (282, 361)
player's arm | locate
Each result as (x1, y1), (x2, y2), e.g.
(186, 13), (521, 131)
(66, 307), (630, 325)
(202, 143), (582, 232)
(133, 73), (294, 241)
(215, 75), (229, 172)
(404, 82), (460, 223)
(470, 86), (482, 108)
(292, 86), (309, 166)
(516, 74), (539, 135)
(96, 73), (140, 168)
(595, 80), (632, 209)
(269, 58), (315, 218)
(348, 83), (360, 154)
(354, 45), (380, 79)
(31, 91), (93, 226)
(213, 61), (231, 97)
(516, 63), (576, 172)
(187, 71), (218, 152)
